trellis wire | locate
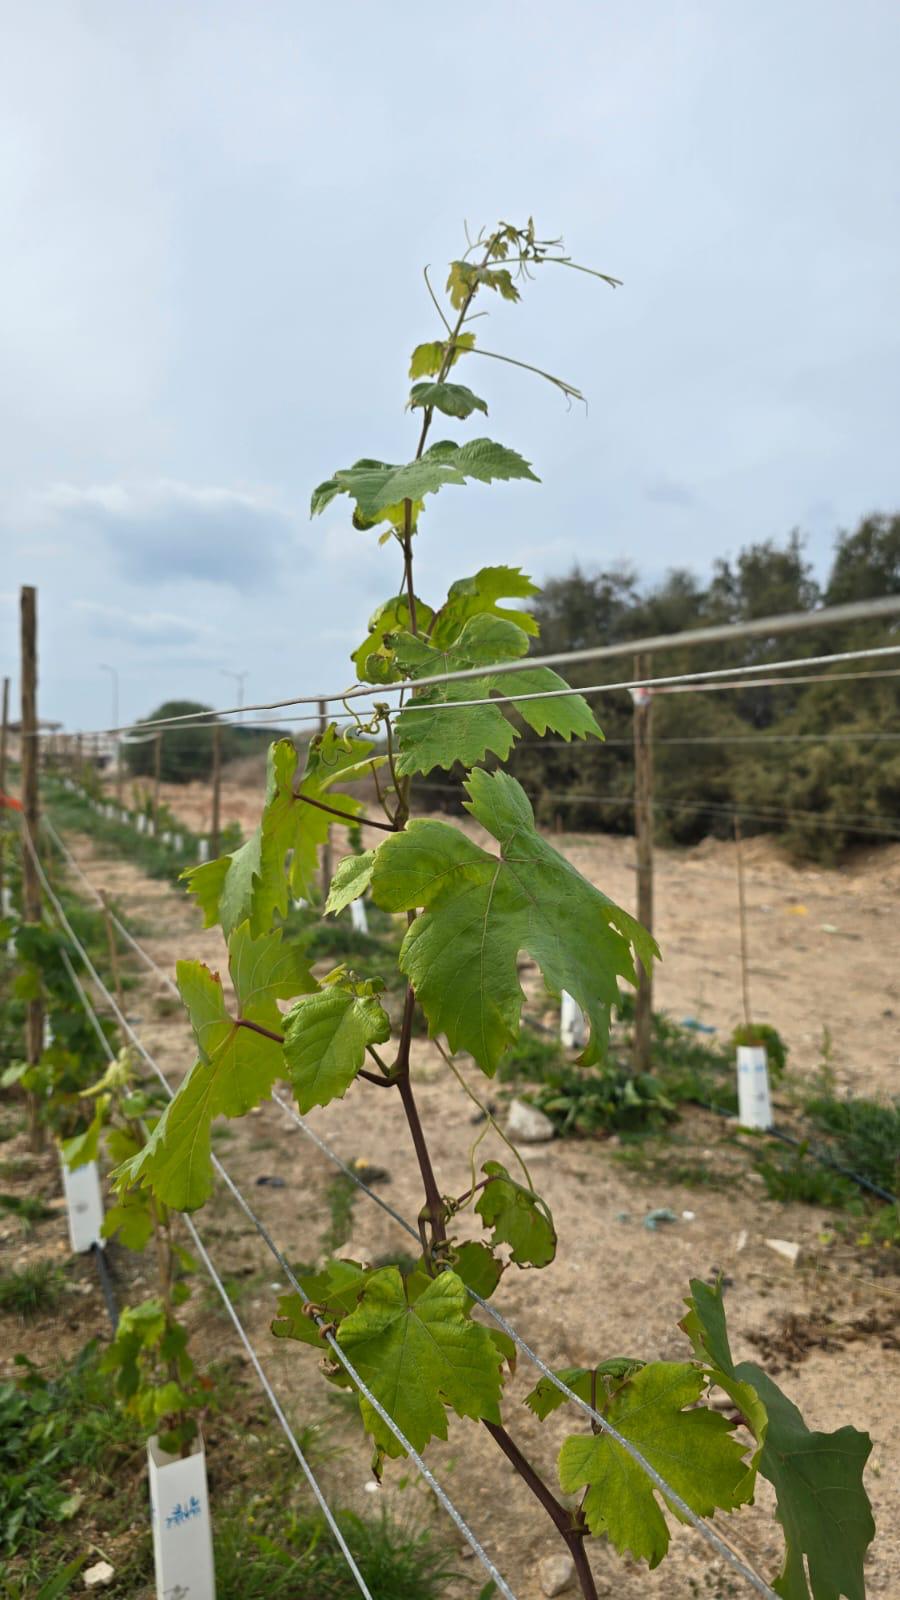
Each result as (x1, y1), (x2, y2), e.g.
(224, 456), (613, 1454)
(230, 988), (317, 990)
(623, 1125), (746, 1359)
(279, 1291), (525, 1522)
(23, 635), (900, 740)
(23, 824), (521, 1600)
(38, 822), (779, 1598)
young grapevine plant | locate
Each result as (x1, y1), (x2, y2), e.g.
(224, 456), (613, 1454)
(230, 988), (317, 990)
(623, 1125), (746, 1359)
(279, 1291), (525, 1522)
(64, 1047), (210, 1456)
(115, 221), (874, 1599)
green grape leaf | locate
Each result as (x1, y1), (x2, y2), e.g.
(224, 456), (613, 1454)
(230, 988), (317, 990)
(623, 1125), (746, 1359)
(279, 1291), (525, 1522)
(558, 1362), (753, 1568)
(681, 1280), (874, 1600)
(408, 381), (488, 420)
(525, 1360), (645, 1420)
(184, 733), (372, 937)
(102, 1192), (156, 1252)
(450, 1240), (504, 1300)
(408, 332), (476, 378)
(310, 439), (538, 525)
(430, 565), (540, 646)
(59, 1109), (105, 1171)
(395, 680), (518, 777)
(474, 1161), (557, 1267)
(371, 769), (657, 1072)
(325, 850), (377, 915)
(446, 261), (521, 308)
(394, 666), (601, 776)
(283, 984), (390, 1113)
(337, 1266), (504, 1456)
(272, 1259), (372, 1348)
(389, 608), (600, 777)
(352, 594), (435, 684)
(114, 923), (313, 1210)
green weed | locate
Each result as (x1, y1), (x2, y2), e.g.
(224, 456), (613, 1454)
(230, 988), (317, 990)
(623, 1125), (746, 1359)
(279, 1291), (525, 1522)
(0, 1262), (66, 1319)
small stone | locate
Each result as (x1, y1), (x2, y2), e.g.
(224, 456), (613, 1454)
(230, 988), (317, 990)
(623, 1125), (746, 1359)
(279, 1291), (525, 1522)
(539, 1551), (576, 1595)
(505, 1097), (555, 1143)
(735, 1228), (749, 1252)
(84, 1561), (115, 1589)
(765, 1237), (802, 1267)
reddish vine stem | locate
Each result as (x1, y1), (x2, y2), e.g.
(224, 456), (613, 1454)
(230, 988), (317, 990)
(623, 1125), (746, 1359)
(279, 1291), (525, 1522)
(384, 232), (607, 1600)
(483, 1422), (597, 1599)
(295, 792), (394, 833)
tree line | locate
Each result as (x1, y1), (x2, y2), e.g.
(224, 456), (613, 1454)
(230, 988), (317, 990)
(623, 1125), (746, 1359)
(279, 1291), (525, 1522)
(419, 513), (900, 862)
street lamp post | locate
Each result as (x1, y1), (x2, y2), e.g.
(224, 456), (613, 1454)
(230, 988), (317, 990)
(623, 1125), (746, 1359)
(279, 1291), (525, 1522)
(99, 663), (122, 804)
(219, 669), (248, 720)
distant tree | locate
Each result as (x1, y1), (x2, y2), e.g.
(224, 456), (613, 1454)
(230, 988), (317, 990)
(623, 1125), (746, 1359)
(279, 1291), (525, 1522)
(825, 514), (900, 604)
(123, 702), (220, 784)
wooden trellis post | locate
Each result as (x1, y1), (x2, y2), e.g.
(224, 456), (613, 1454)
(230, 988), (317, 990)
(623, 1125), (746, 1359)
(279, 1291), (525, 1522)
(20, 587), (45, 1152)
(632, 652), (654, 1074)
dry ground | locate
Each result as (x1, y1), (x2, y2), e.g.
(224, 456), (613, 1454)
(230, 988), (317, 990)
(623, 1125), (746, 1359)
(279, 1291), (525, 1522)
(3, 809), (898, 1598)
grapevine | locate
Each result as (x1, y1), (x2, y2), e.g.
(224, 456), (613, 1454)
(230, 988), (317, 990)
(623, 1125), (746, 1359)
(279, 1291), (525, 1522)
(114, 220), (875, 1600)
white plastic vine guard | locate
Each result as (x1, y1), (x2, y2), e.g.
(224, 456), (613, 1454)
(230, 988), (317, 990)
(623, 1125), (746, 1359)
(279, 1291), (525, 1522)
(60, 1155), (105, 1253)
(350, 897), (369, 935)
(560, 989), (587, 1050)
(174, 834), (184, 851)
(3, 886), (16, 954)
(197, 838), (210, 863)
(736, 1045), (773, 1130)
(148, 1433), (216, 1600)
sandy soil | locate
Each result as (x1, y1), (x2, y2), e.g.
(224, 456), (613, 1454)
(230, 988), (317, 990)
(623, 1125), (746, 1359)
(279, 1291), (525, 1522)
(7, 807), (894, 1600)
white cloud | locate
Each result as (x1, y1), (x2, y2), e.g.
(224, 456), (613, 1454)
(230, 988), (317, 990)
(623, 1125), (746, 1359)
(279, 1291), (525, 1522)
(72, 598), (214, 649)
(36, 480), (302, 588)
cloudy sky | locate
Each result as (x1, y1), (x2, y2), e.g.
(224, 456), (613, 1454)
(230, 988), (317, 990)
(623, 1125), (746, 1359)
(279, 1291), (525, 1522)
(2, 1), (899, 731)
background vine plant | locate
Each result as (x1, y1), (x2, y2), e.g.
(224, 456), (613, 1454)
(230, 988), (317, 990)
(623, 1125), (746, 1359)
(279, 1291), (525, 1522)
(117, 221), (875, 1600)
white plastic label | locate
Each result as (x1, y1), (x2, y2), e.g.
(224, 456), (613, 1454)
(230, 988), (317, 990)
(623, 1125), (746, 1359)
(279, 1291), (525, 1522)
(736, 1045), (773, 1130)
(60, 1156), (105, 1253)
(560, 990), (587, 1050)
(148, 1435), (216, 1600)
(350, 898), (369, 935)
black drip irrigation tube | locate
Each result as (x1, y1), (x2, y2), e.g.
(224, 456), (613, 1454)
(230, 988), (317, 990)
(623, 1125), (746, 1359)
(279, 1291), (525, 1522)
(91, 1242), (119, 1330)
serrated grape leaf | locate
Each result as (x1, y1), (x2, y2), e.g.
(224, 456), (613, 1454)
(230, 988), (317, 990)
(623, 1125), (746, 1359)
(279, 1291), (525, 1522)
(337, 1265), (504, 1456)
(310, 438), (538, 525)
(59, 1108), (105, 1171)
(558, 1362), (752, 1568)
(371, 769), (657, 1072)
(396, 680), (519, 776)
(325, 851), (377, 915)
(446, 261), (520, 308)
(272, 1259), (371, 1347)
(284, 984), (390, 1113)
(430, 565), (540, 646)
(102, 1191), (155, 1252)
(390, 610), (601, 777)
(681, 1279), (874, 1600)
(184, 733), (372, 937)
(395, 667), (601, 776)
(450, 1240), (504, 1300)
(525, 1360), (645, 1420)
(474, 1161), (556, 1267)
(408, 381), (488, 419)
(351, 594), (435, 684)
(408, 333), (476, 379)
(114, 923), (313, 1210)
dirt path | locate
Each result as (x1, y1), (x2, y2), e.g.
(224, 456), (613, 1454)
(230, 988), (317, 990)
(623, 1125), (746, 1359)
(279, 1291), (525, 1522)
(45, 826), (899, 1599)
